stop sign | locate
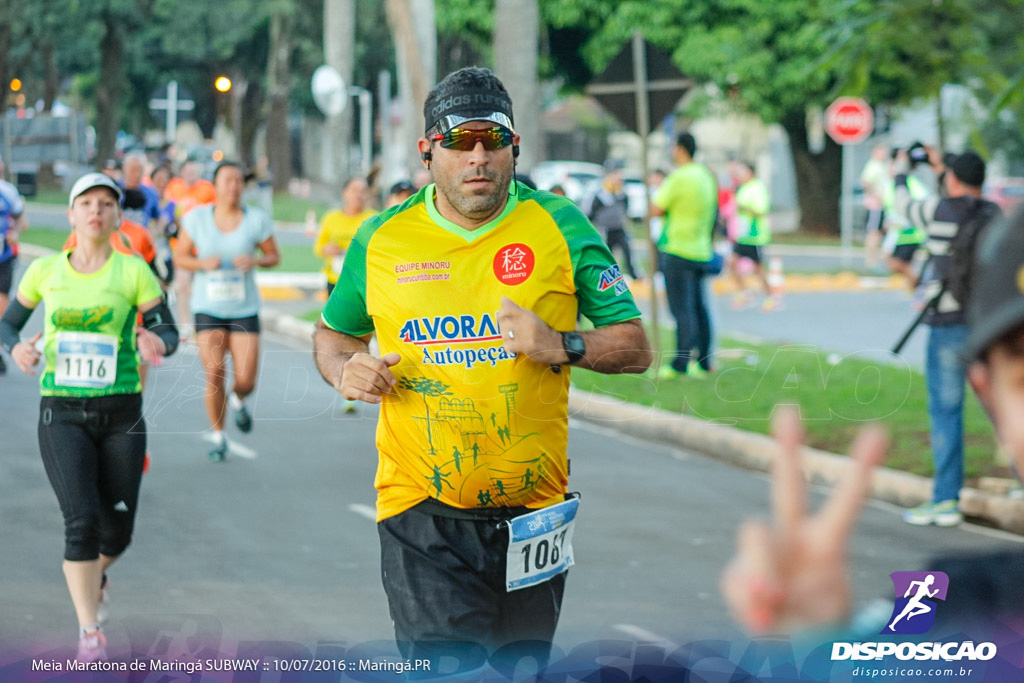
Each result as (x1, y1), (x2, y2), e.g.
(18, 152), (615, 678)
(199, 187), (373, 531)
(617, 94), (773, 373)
(825, 97), (873, 145)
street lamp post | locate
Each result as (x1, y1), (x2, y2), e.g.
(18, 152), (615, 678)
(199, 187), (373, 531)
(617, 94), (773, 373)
(214, 74), (249, 162)
(349, 85), (372, 177)
(312, 65), (373, 179)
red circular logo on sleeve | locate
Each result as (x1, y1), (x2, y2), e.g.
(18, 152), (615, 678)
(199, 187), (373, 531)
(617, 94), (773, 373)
(492, 243), (535, 285)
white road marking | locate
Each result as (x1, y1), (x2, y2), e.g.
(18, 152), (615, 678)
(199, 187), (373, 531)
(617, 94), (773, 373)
(200, 433), (258, 459)
(348, 503), (377, 521)
(568, 418), (681, 455)
(612, 624), (678, 650)
(226, 440), (258, 460)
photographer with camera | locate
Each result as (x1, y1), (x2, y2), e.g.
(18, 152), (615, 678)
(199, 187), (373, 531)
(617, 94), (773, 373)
(893, 147), (1002, 527)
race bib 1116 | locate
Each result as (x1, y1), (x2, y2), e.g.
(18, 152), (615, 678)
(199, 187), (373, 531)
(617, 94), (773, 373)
(54, 332), (118, 388)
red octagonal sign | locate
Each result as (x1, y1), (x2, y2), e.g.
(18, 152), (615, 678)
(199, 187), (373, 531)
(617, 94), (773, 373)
(825, 97), (874, 145)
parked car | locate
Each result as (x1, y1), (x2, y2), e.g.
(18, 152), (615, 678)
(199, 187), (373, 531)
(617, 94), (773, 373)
(531, 160), (604, 205)
(985, 177), (1024, 214)
(621, 171), (649, 221)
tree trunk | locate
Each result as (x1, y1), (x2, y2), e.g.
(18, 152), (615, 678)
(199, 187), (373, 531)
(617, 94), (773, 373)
(37, 39), (60, 188)
(95, 11), (124, 170)
(241, 81), (263, 170)
(493, 0), (540, 171)
(386, 0), (435, 177)
(781, 108), (842, 234)
(323, 0), (355, 185)
(42, 39), (58, 110)
(266, 9), (294, 192)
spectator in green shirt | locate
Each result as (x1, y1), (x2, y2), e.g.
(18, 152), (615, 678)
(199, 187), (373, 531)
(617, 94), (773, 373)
(651, 132), (718, 378)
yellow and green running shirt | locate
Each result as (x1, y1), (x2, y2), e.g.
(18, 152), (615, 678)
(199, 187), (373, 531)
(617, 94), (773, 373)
(315, 208), (378, 284)
(17, 250), (163, 397)
(322, 184), (642, 521)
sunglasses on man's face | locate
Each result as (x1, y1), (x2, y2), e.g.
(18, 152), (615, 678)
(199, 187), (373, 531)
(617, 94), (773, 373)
(430, 126), (514, 152)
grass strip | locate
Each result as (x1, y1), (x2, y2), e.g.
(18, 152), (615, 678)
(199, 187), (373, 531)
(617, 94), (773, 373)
(570, 333), (1001, 482)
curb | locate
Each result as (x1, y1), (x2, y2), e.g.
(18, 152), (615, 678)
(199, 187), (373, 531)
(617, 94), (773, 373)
(262, 307), (1024, 537)
(265, 310), (317, 341)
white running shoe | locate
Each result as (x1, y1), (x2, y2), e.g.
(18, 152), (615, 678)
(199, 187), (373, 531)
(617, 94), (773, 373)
(77, 627), (107, 662)
(97, 574), (110, 624)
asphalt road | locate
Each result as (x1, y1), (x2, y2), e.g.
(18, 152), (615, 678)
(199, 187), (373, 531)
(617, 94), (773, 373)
(712, 288), (928, 370)
(1, 316), (1020, 670)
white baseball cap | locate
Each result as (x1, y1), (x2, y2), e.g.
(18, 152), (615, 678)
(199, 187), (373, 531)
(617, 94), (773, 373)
(69, 172), (123, 208)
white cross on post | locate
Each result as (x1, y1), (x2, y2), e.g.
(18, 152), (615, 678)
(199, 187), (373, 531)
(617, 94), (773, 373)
(149, 80), (195, 143)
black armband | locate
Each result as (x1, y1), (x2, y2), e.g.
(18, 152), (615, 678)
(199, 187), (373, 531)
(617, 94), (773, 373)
(141, 299), (179, 356)
(894, 174), (909, 188)
(0, 299), (33, 354)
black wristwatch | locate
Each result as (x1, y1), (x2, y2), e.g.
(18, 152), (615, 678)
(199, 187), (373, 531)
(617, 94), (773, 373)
(561, 331), (586, 364)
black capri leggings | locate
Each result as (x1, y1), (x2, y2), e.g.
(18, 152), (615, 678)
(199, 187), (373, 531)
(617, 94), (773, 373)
(38, 393), (146, 562)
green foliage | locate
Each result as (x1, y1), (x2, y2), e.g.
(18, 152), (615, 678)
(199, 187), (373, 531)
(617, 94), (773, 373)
(540, 0), (612, 89)
(352, 0), (396, 96)
(540, 0), (1018, 133)
(544, 0), (837, 123)
(819, 0), (978, 105)
(11, 0), (1024, 174)
(435, 0), (494, 73)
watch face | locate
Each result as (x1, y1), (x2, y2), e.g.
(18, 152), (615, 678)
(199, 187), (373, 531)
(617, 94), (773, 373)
(563, 332), (586, 362)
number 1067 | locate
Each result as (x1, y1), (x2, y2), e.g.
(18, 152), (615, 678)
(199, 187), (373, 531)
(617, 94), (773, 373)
(520, 528), (569, 574)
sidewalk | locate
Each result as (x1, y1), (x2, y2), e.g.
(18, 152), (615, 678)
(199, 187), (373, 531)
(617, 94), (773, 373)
(260, 305), (1024, 537)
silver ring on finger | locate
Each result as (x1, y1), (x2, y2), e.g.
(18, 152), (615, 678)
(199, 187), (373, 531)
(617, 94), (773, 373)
(508, 329), (515, 340)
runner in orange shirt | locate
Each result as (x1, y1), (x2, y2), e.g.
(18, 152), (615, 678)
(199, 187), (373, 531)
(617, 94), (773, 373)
(64, 218), (158, 275)
(164, 160), (217, 218)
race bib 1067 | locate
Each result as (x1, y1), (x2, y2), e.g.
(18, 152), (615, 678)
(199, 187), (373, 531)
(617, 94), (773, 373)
(504, 496), (579, 592)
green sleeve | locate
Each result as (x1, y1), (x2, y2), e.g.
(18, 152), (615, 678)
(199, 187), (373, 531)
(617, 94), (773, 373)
(16, 255), (47, 305)
(320, 216), (375, 336)
(537, 195), (642, 328)
(740, 180), (770, 214)
(652, 171), (678, 211)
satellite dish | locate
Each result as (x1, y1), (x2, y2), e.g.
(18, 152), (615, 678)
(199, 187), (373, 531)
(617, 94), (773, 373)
(312, 65), (347, 116)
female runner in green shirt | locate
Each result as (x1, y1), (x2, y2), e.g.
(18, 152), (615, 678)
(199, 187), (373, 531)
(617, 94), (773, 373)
(0, 173), (179, 662)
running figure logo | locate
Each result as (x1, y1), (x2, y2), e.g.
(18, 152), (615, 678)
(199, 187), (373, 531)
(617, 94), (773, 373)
(882, 571), (949, 635)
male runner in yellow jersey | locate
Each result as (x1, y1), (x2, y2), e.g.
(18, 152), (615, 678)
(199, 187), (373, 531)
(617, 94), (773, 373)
(313, 67), (652, 673)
